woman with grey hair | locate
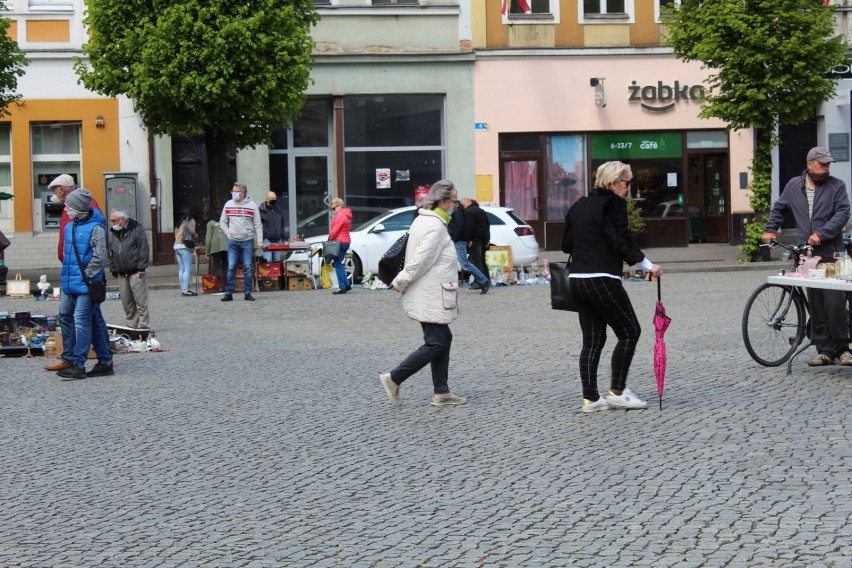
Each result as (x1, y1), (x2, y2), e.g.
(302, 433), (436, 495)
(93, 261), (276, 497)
(562, 161), (663, 413)
(379, 180), (467, 407)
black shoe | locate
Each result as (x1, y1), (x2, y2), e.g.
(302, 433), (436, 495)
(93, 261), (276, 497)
(181, 290), (197, 297)
(87, 362), (114, 377)
(244, 294), (255, 301)
(481, 279), (491, 295)
(57, 365), (86, 379)
(469, 283), (482, 290)
(346, 285), (352, 291)
(333, 288), (348, 295)
(221, 294), (233, 302)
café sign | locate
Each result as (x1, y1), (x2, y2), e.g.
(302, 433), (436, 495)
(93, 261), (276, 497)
(628, 80), (706, 112)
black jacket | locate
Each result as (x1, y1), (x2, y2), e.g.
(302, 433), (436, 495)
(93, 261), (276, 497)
(464, 203), (490, 244)
(562, 190), (644, 276)
(108, 218), (149, 275)
(447, 202), (466, 242)
(259, 202), (286, 241)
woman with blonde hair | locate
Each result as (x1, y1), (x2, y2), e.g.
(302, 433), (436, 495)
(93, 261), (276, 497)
(328, 197), (352, 294)
(562, 161), (662, 413)
(379, 180), (467, 407)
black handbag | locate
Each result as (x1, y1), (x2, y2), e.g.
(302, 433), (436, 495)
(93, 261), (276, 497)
(378, 232), (410, 286)
(322, 240), (341, 261)
(71, 226), (107, 303)
(550, 258), (580, 312)
(181, 228), (196, 250)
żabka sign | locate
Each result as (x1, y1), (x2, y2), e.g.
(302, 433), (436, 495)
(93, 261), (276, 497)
(628, 81), (706, 112)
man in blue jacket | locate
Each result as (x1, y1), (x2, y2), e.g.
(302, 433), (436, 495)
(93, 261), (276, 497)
(763, 146), (852, 366)
(57, 188), (114, 379)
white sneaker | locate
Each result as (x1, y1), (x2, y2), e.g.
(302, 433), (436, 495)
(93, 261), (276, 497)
(379, 372), (402, 405)
(581, 397), (613, 413)
(605, 388), (648, 409)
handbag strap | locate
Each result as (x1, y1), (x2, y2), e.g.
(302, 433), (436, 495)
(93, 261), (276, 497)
(70, 224), (92, 287)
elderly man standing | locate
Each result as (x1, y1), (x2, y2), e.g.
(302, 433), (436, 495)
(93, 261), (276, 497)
(259, 191), (286, 262)
(107, 208), (150, 330)
(44, 174), (103, 373)
(763, 146), (852, 367)
(56, 188), (113, 379)
(219, 182), (263, 302)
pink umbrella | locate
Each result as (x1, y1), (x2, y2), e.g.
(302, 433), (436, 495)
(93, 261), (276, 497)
(653, 277), (672, 410)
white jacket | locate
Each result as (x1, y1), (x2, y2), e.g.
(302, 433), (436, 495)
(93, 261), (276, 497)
(392, 208), (460, 324)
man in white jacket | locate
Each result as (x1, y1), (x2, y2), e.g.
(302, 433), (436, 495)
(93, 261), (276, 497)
(219, 182), (264, 302)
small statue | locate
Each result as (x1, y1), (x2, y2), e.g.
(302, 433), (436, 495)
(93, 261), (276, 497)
(36, 275), (51, 299)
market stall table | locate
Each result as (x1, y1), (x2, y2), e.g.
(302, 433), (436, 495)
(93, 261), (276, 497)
(766, 275), (852, 373)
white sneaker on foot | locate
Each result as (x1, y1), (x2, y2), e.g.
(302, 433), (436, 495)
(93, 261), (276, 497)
(379, 372), (402, 405)
(605, 388), (648, 409)
(431, 394), (467, 407)
(581, 397), (613, 413)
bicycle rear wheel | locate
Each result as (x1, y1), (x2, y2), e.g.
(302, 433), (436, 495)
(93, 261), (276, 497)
(742, 283), (807, 367)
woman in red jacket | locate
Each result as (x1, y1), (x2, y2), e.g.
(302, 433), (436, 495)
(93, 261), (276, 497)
(328, 198), (352, 294)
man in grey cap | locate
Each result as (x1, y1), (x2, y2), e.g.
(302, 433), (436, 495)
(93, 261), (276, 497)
(763, 146), (852, 366)
(53, 188), (114, 379)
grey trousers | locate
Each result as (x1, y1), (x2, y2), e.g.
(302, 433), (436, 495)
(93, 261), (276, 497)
(117, 273), (150, 329)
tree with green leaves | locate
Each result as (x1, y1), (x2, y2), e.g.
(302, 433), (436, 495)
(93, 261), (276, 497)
(74, 0), (319, 218)
(664, 0), (847, 261)
(0, 12), (28, 117)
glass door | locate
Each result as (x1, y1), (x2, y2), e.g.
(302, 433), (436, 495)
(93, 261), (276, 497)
(502, 159), (543, 243)
(293, 155), (330, 239)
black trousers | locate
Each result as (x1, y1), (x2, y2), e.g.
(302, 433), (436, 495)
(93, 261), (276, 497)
(808, 288), (849, 357)
(391, 322), (452, 394)
(469, 241), (488, 281)
(572, 276), (641, 401)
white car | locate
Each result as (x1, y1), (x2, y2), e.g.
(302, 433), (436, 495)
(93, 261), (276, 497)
(291, 205), (539, 284)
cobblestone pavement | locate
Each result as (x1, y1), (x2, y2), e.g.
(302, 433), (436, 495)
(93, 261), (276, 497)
(1, 270), (849, 567)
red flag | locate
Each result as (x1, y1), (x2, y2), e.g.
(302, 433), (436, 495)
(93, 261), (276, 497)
(502, 0), (532, 15)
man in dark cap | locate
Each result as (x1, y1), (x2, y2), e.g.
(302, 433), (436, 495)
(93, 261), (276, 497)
(763, 146), (852, 367)
(54, 188), (114, 379)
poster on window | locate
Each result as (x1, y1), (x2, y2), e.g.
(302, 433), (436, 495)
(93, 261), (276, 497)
(376, 168), (391, 189)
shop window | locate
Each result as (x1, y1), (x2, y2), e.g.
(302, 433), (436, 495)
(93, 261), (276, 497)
(686, 130), (728, 149)
(545, 134), (587, 220)
(590, 131), (683, 218)
(31, 122), (81, 212)
(502, 0), (559, 23)
(343, 95), (444, 209)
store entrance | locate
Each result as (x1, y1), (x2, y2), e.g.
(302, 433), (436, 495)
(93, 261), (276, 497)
(687, 152), (730, 243)
(501, 157), (544, 246)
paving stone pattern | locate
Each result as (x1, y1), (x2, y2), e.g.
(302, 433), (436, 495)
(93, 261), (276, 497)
(0, 270), (849, 567)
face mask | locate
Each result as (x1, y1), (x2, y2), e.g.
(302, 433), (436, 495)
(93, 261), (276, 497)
(232, 192), (241, 201)
(268, 199), (276, 207)
(809, 171), (829, 183)
(111, 224), (122, 231)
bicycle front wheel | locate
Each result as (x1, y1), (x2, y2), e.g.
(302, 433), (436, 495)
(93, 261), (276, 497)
(742, 283), (807, 367)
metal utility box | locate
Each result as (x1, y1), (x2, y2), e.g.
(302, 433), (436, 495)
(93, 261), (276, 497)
(104, 173), (138, 220)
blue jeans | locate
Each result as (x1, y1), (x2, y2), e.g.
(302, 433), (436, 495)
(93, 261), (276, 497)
(175, 248), (193, 290)
(227, 239), (255, 294)
(454, 241), (487, 285)
(390, 322), (452, 394)
(333, 243), (350, 290)
(59, 291), (112, 368)
(262, 238), (283, 262)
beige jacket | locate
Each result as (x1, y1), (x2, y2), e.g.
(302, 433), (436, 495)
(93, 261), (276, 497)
(392, 208), (460, 324)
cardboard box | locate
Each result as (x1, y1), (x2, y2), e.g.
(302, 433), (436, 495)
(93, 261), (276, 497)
(201, 274), (219, 294)
(234, 279), (245, 293)
(257, 262), (283, 278)
(258, 276), (284, 291)
(287, 276), (312, 291)
(51, 333), (96, 359)
(285, 260), (309, 276)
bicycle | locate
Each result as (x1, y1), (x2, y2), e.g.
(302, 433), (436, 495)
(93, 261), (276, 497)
(741, 240), (811, 367)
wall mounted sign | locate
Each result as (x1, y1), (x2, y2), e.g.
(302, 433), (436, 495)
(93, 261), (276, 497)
(376, 168), (391, 189)
(595, 82), (607, 108)
(828, 133), (849, 162)
(591, 132), (683, 159)
(628, 81), (706, 112)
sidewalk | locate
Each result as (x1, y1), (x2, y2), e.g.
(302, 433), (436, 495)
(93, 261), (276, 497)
(7, 243), (787, 292)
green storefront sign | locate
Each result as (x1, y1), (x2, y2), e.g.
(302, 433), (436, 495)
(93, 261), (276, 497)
(591, 132), (682, 160)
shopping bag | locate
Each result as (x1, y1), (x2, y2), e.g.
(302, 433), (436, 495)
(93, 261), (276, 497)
(550, 260), (580, 311)
(378, 232), (409, 286)
(321, 263), (334, 289)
